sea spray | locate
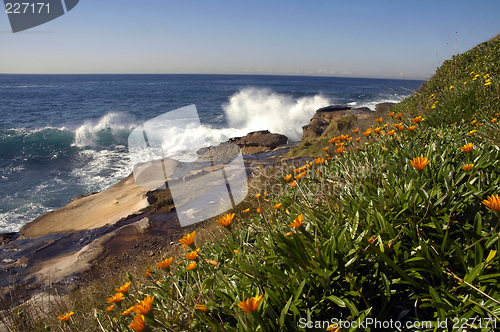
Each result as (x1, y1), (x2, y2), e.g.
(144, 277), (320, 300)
(223, 87), (331, 142)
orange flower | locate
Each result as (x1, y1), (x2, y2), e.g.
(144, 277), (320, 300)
(57, 311), (74, 322)
(122, 305), (136, 316)
(412, 116), (423, 124)
(482, 195), (500, 211)
(115, 281), (131, 294)
(184, 249), (200, 260)
(407, 125), (416, 131)
(144, 269), (151, 278)
(461, 143), (474, 153)
(233, 249), (238, 254)
(186, 261), (197, 270)
(107, 293), (125, 303)
(284, 174), (292, 181)
(492, 118), (497, 123)
(179, 231), (196, 246)
(254, 193), (261, 198)
(195, 304), (209, 313)
(362, 129), (372, 137)
(106, 305), (114, 312)
(289, 180), (297, 187)
(256, 207), (261, 213)
(388, 112), (395, 117)
(242, 208), (250, 213)
(238, 294), (263, 313)
(387, 130), (396, 136)
(288, 214), (303, 228)
(373, 127), (381, 134)
(355, 137), (361, 142)
(352, 128), (359, 133)
(327, 323), (341, 332)
(315, 157), (325, 164)
(410, 156), (429, 171)
(285, 232), (293, 237)
(216, 213), (235, 227)
(395, 112), (402, 118)
(208, 260), (219, 266)
(335, 146), (346, 154)
(133, 295), (155, 315)
(129, 314), (146, 332)
(273, 203), (282, 210)
(375, 117), (383, 123)
(323, 146), (329, 152)
(461, 164), (474, 171)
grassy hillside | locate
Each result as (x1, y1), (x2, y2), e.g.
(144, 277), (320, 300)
(5, 36), (500, 331)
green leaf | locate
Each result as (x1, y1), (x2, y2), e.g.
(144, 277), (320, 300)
(325, 295), (346, 308)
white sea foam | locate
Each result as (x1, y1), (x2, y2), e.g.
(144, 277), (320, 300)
(223, 87), (331, 142)
(74, 112), (136, 148)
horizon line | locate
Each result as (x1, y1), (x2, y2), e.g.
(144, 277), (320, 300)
(0, 72), (427, 81)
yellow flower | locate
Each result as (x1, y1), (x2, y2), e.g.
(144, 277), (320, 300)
(195, 304), (209, 313)
(133, 295), (154, 315)
(186, 261), (197, 270)
(486, 250), (497, 264)
(273, 203), (282, 210)
(467, 130), (477, 136)
(407, 125), (416, 131)
(387, 129), (396, 136)
(288, 214), (303, 228)
(285, 232), (292, 237)
(485, 81), (492, 86)
(464, 81), (468, 85)
(471, 120), (477, 125)
(129, 314), (146, 332)
(410, 156), (429, 171)
(461, 164), (474, 171)
(375, 117), (382, 123)
(492, 118), (497, 123)
(254, 193), (261, 198)
(469, 71), (475, 76)
(217, 213), (235, 227)
(482, 195), (500, 211)
(484, 73), (490, 79)
(284, 174), (292, 181)
(238, 294), (263, 313)
(57, 311), (74, 322)
(289, 180), (297, 187)
(184, 249), (201, 260)
(242, 208), (250, 213)
(449, 85), (455, 89)
(352, 128), (359, 133)
(115, 281), (131, 294)
(388, 112), (395, 117)
(395, 112), (402, 118)
(106, 305), (114, 312)
(460, 143), (474, 153)
(179, 231), (196, 246)
(107, 293), (125, 303)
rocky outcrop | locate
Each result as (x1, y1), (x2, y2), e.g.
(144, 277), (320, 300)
(302, 105), (372, 140)
(228, 130), (288, 155)
(375, 102), (397, 115)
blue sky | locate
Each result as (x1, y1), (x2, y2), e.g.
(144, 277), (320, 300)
(1, 0), (500, 79)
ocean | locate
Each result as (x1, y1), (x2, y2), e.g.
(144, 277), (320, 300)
(0, 74), (423, 232)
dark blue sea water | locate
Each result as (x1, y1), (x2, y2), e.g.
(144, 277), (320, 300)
(0, 74), (423, 232)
